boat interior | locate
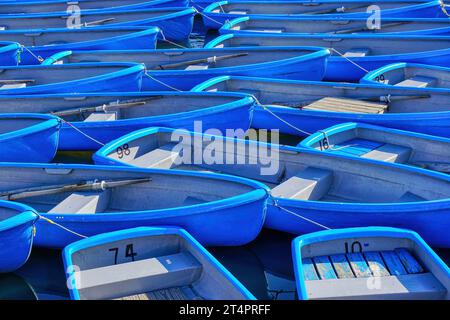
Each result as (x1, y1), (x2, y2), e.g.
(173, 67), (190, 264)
(103, 130), (450, 204)
(372, 65), (450, 89)
(0, 64), (139, 90)
(209, 1), (425, 15)
(304, 125), (450, 171)
(0, 117), (47, 135)
(0, 167), (255, 214)
(0, 206), (19, 222)
(53, 48), (323, 70)
(0, 8), (189, 30)
(299, 236), (449, 299)
(199, 77), (450, 113)
(69, 233), (248, 300)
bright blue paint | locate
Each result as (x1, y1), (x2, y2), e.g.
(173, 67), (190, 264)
(0, 63), (145, 95)
(191, 76), (450, 138)
(395, 248), (424, 274)
(381, 251), (408, 275)
(63, 227), (256, 300)
(292, 227), (450, 300)
(0, 42), (21, 66)
(0, 201), (38, 273)
(363, 251), (390, 276)
(312, 256), (337, 280)
(329, 254), (354, 278)
(301, 258), (319, 281)
(58, 92), (255, 150)
(0, 114), (60, 163)
(6, 163), (270, 248)
(346, 252), (372, 277)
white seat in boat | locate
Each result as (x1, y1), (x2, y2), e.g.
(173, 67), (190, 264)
(48, 190), (111, 214)
(302, 97), (388, 114)
(83, 112), (117, 122)
(131, 143), (179, 169)
(343, 48), (371, 58)
(0, 83), (27, 90)
(361, 143), (411, 163)
(228, 10), (249, 14)
(185, 65), (209, 71)
(271, 167), (333, 200)
(395, 75), (437, 88)
(77, 252), (202, 300)
(117, 286), (201, 300)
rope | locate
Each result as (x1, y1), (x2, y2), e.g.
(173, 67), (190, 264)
(144, 71), (184, 92)
(55, 116), (106, 147)
(35, 212), (88, 239)
(271, 196), (331, 230)
(329, 48), (369, 74)
(193, 7), (227, 27)
(158, 29), (189, 49)
(441, 0), (450, 17)
(20, 45), (44, 63)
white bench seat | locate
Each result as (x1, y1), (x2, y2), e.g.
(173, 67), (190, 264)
(185, 64), (209, 71)
(272, 167), (333, 200)
(130, 143), (179, 169)
(48, 190), (111, 214)
(77, 252), (202, 300)
(343, 48), (371, 58)
(361, 143), (412, 163)
(302, 97), (388, 114)
(395, 75), (437, 88)
(83, 111), (117, 122)
(0, 83), (27, 90)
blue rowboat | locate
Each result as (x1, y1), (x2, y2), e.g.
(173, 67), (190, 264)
(0, 62), (145, 95)
(300, 122), (450, 173)
(0, 0), (189, 14)
(292, 227), (450, 300)
(0, 114), (60, 163)
(0, 7), (195, 41)
(0, 42), (20, 66)
(202, 0), (446, 29)
(0, 91), (254, 150)
(93, 127), (450, 248)
(41, 47), (330, 90)
(220, 16), (450, 36)
(191, 76), (450, 138)
(0, 27), (159, 65)
(361, 63), (450, 93)
(0, 163), (269, 248)
(0, 201), (38, 273)
(205, 34), (450, 82)
(63, 227), (256, 300)
(0, 274), (38, 300)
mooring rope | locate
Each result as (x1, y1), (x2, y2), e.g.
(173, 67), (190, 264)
(35, 212), (88, 239)
(55, 116), (106, 147)
(441, 0), (450, 17)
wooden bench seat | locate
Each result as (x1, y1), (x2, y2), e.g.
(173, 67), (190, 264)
(117, 286), (202, 300)
(48, 190), (111, 214)
(77, 251), (202, 300)
(302, 97), (388, 114)
(302, 248), (446, 299)
(83, 111), (117, 122)
(395, 75), (437, 88)
(130, 143), (179, 169)
(361, 143), (412, 163)
(271, 167), (333, 200)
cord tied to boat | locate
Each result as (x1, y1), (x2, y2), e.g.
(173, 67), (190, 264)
(269, 194), (331, 230)
(19, 45), (44, 63)
(440, 0), (450, 17)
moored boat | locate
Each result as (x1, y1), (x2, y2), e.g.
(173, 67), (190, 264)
(0, 163), (269, 248)
(191, 75), (450, 138)
(0, 62), (145, 95)
(292, 227), (450, 299)
(63, 227), (256, 300)
(41, 47), (330, 90)
(205, 34), (450, 82)
(0, 201), (39, 273)
(0, 91), (255, 150)
(0, 0), (189, 14)
(0, 113), (60, 163)
(300, 122), (450, 173)
(0, 27), (160, 65)
(220, 16), (450, 36)
(361, 63), (450, 92)
(0, 7), (195, 41)
(202, 0), (446, 29)
(93, 127), (450, 248)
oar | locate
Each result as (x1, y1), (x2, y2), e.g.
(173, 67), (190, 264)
(333, 22), (409, 34)
(0, 79), (35, 84)
(72, 18), (115, 28)
(0, 178), (151, 201)
(305, 5), (368, 15)
(51, 100), (148, 117)
(151, 53), (249, 70)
